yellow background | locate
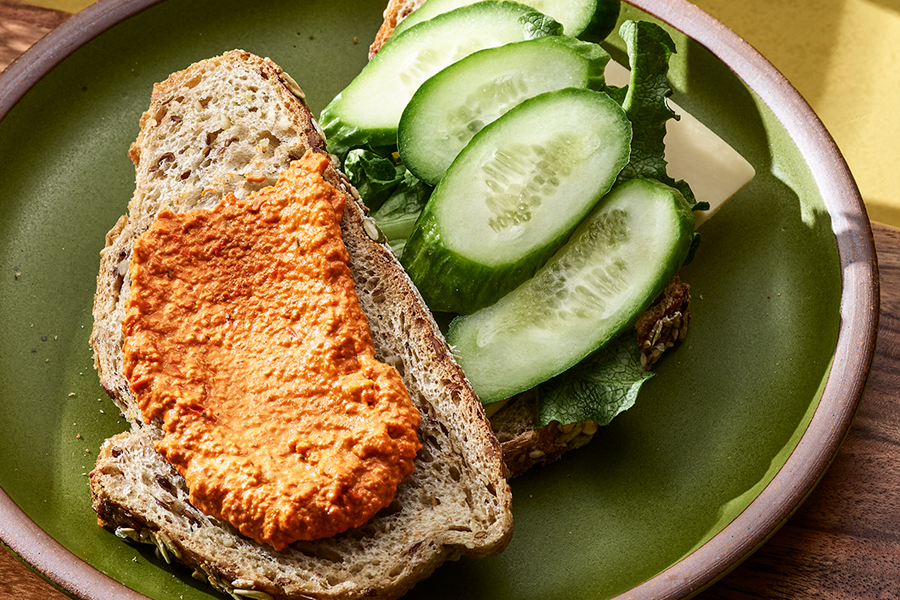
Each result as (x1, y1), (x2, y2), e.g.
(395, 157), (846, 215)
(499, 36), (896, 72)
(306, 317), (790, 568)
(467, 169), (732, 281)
(27, 0), (900, 226)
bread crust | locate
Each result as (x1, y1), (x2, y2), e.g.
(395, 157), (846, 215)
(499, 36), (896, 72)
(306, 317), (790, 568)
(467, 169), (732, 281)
(89, 50), (512, 600)
(369, 0), (426, 58)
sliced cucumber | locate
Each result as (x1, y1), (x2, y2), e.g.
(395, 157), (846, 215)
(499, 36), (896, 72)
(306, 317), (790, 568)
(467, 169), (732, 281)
(446, 178), (695, 403)
(398, 36), (610, 185)
(393, 0), (621, 42)
(401, 88), (631, 314)
(319, 2), (562, 155)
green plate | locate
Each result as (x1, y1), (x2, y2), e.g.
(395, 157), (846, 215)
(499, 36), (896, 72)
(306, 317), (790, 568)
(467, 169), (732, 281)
(0, 0), (878, 598)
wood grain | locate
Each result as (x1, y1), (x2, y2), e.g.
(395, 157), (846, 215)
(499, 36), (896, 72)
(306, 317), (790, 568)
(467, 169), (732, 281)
(0, 0), (70, 72)
(1, 3), (898, 599)
(0, 543), (69, 599)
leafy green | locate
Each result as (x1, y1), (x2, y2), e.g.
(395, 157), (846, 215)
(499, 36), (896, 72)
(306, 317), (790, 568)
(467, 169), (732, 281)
(537, 331), (654, 428)
(519, 12), (565, 39)
(343, 149), (406, 212)
(342, 148), (432, 255)
(614, 20), (707, 213)
(370, 170), (432, 255)
(617, 20), (677, 183)
(603, 83), (628, 105)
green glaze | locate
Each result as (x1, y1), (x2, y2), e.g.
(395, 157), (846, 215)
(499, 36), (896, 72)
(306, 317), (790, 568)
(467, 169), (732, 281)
(0, 1), (841, 599)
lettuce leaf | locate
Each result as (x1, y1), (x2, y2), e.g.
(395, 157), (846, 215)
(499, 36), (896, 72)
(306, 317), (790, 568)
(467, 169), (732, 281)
(537, 331), (653, 428)
(370, 170), (432, 256)
(343, 148), (407, 212)
(519, 11), (565, 39)
(614, 20), (707, 212)
(617, 20), (677, 183)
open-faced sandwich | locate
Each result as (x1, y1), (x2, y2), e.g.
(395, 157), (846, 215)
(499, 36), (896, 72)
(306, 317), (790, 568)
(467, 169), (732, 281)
(89, 0), (756, 597)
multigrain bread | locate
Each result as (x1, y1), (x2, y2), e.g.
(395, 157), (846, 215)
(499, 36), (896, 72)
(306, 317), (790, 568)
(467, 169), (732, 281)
(89, 50), (512, 600)
(366, 0), (692, 477)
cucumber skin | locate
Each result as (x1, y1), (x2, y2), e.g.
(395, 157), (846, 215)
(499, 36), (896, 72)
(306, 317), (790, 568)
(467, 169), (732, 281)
(577, 0), (621, 42)
(446, 178), (695, 404)
(394, 0), (621, 43)
(319, 103), (394, 158)
(401, 208), (559, 313)
(399, 35), (611, 185)
(401, 88), (632, 315)
(318, 2), (562, 156)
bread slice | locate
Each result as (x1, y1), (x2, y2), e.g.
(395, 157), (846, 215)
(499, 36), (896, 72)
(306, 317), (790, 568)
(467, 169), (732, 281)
(89, 50), (512, 600)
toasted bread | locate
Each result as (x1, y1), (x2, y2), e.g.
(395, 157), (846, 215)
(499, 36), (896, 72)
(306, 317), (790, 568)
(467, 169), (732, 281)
(369, 0), (425, 58)
(89, 50), (512, 600)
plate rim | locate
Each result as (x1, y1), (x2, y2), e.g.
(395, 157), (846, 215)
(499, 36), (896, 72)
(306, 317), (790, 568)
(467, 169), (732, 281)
(0, 0), (879, 598)
(612, 0), (878, 596)
(0, 0), (165, 119)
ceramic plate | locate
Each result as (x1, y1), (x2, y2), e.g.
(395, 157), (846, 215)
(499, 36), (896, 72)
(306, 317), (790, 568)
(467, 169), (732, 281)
(0, 0), (878, 598)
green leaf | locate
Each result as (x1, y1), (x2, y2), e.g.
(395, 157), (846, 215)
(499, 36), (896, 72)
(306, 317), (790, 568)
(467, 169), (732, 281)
(617, 20), (677, 182)
(615, 20), (700, 209)
(604, 83), (628, 105)
(370, 170), (432, 251)
(536, 331), (654, 428)
(519, 12), (564, 39)
(343, 148), (406, 211)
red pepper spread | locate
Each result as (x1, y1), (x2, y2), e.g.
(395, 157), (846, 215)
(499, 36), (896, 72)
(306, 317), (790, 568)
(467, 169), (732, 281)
(122, 151), (421, 550)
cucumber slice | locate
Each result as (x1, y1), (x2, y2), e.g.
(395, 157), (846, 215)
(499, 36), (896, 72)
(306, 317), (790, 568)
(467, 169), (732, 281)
(393, 0), (621, 42)
(399, 36), (610, 185)
(401, 88), (631, 313)
(319, 2), (562, 155)
(446, 178), (695, 403)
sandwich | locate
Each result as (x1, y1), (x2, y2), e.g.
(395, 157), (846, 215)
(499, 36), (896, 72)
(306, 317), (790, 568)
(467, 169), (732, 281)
(90, 2), (711, 596)
(89, 50), (513, 600)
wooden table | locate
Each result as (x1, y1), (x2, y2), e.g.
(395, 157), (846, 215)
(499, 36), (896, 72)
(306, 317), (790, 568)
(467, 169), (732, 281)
(2, 2), (898, 599)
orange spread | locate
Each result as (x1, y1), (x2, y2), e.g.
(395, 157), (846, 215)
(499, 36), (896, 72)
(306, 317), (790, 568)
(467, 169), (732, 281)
(122, 151), (421, 550)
